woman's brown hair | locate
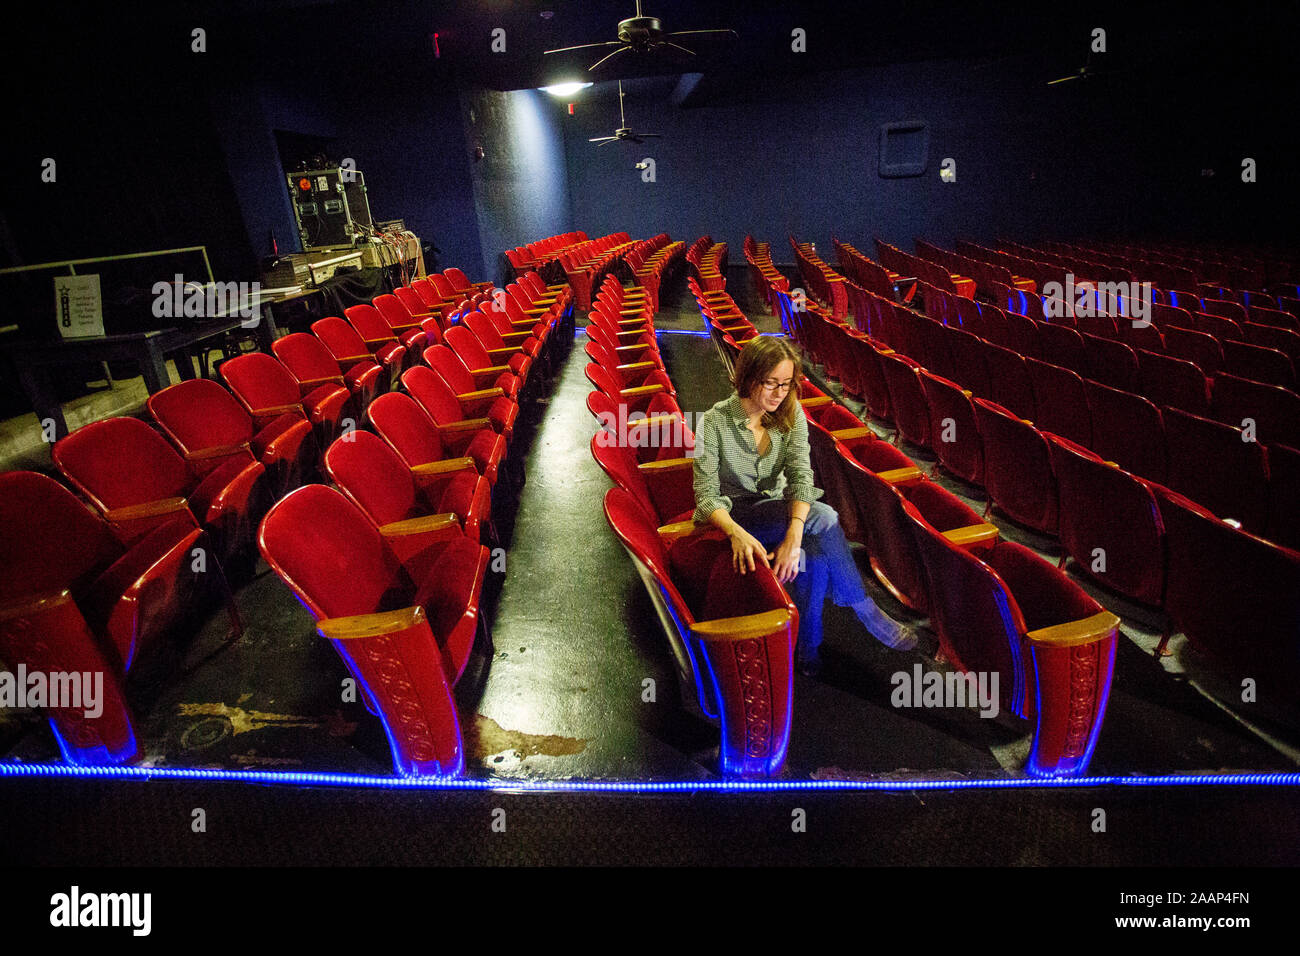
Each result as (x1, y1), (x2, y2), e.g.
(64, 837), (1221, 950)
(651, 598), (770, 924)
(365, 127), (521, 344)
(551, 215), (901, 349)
(730, 335), (803, 432)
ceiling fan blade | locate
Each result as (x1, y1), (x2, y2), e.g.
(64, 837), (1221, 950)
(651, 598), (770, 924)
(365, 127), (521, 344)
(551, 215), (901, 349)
(597, 138), (619, 147)
(666, 29), (738, 38)
(545, 41), (623, 55)
(588, 45), (630, 71)
(637, 133), (662, 138)
(661, 41), (697, 56)
(589, 136), (617, 142)
(1046, 74), (1083, 85)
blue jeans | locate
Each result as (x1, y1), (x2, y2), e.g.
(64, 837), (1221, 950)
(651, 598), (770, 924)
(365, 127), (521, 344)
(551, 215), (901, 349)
(728, 497), (868, 660)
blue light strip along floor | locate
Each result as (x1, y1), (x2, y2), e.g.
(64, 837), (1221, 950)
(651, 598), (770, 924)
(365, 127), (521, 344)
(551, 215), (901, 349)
(2, 763), (1298, 792)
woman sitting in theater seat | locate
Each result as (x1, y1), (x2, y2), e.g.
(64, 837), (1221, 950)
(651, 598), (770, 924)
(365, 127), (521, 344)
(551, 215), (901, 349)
(692, 336), (916, 675)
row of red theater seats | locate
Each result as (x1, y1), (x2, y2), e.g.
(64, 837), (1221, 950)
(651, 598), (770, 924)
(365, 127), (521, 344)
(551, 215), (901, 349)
(253, 264), (575, 777)
(504, 230), (590, 274)
(0, 265), (572, 770)
(738, 262), (1121, 777)
(913, 237), (1039, 300)
(686, 237), (727, 293)
(1014, 237), (1297, 299)
(801, 279), (1300, 548)
(862, 279), (1300, 466)
(789, 237), (850, 321)
(776, 277), (1300, 702)
(743, 236), (790, 310)
(981, 277), (1300, 363)
(833, 239), (903, 301)
(586, 269), (804, 777)
(688, 273), (761, 377)
(875, 237), (979, 301)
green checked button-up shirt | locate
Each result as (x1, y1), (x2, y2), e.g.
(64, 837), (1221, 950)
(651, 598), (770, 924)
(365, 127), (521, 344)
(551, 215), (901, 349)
(691, 393), (824, 525)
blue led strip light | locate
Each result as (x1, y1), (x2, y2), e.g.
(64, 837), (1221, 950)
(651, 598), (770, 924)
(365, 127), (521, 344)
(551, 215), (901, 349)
(1, 764), (1298, 791)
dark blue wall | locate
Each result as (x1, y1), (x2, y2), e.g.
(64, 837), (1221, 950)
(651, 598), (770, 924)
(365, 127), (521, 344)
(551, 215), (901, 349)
(461, 88), (574, 284)
(560, 61), (1285, 261)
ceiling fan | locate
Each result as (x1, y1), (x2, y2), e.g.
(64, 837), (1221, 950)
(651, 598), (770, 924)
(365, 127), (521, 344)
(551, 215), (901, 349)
(545, 0), (738, 72)
(1047, 48), (1128, 86)
(589, 80), (662, 146)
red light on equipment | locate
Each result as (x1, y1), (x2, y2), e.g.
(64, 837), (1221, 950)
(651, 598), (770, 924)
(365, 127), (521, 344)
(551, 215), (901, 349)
(298, 178), (311, 191)
(568, 103), (575, 115)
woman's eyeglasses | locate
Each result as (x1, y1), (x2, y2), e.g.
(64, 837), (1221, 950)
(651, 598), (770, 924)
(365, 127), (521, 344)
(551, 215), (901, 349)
(759, 379), (794, 393)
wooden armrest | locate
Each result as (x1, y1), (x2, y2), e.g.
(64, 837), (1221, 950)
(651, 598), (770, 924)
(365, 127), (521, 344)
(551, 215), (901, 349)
(876, 466), (923, 484)
(656, 520), (700, 543)
(388, 322), (421, 333)
(615, 343), (652, 353)
(458, 387), (505, 401)
(470, 365), (512, 375)
(438, 417), (492, 433)
(621, 384), (664, 397)
(631, 413), (681, 430)
(499, 330), (532, 343)
(379, 513), (461, 537)
(411, 457), (476, 476)
(363, 337), (397, 348)
(691, 608), (794, 642)
(617, 360), (656, 372)
(105, 498), (189, 522)
(942, 523), (1000, 548)
(638, 457), (693, 472)
(252, 403), (304, 417)
(485, 346), (521, 359)
(1025, 611), (1121, 648)
(522, 306), (548, 315)
(800, 396), (832, 409)
(186, 442), (252, 462)
(830, 427), (873, 441)
(317, 605), (426, 640)
(295, 375), (346, 389)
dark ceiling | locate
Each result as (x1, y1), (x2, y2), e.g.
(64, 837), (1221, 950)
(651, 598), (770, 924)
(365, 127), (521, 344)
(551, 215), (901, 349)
(10, 1), (1299, 97)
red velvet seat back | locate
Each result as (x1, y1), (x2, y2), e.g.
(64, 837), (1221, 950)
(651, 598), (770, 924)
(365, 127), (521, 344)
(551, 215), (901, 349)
(973, 398), (1059, 534)
(312, 316), (371, 362)
(369, 392), (447, 468)
(258, 484), (406, 621)
(1045, 434), (1166, 605)
(918, 369), (984, 484)
(53, 417), (192, 511)
(0, 471), (119, 602)
(220, 352), (302, 411)
(324, 431), (418, 528)
(147, 379), (254, 456)
(272, 332), (344, 383)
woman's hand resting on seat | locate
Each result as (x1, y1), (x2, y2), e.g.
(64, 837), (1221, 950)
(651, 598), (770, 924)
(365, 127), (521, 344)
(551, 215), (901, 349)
(728, 525), (772, 575)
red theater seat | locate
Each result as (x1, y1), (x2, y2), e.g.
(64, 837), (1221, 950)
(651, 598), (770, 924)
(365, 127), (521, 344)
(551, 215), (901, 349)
(972, 398), (1058, 534)
(258, 484), (489, 776)
(1045, 433), (1166, 606)
(220, 351), (353, 447)
(272, 331), (385, 416)
(603, 487), (797, 777)
(1084, 379), (1168, 484)
(402, 363), (516, 452)
(0, 472), (236, 765)
(147, 377), (316, 497)
(370, 390), (503, 488)
(53, 416), (265, 564)
(1162, 406), (1270, 534)
(324, 430), (491, 559)
(918, 369), (985, 485)
(907, 505), (1119, 777)
(1152, 485), (1300, 694)
(1211, 373), (1300, 448)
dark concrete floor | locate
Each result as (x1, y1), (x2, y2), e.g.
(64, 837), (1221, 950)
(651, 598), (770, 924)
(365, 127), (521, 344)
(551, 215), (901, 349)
(2, 269), (1297, 783)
